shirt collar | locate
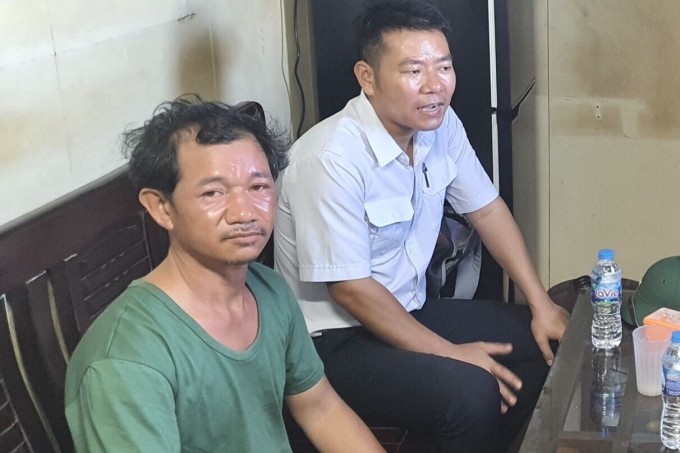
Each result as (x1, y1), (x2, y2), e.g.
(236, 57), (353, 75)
(355, 91), (404, 168)
(413, 127), (435, 167)
(354, 91), (436, 168)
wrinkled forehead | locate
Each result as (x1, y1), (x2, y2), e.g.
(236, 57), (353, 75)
(174, 136), (272, 182)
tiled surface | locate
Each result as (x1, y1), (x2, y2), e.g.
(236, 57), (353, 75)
(56, 17), (215, 187)
(0, 0), (293, 228)
(0, 59), (73, 225)
(46, 0), (188, 54)
(0, 0), (53, 67)
(209, 0), (293, 130)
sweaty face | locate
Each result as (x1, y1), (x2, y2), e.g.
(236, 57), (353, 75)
(363, 29), (456, 145)
(167, 136), (276, 267)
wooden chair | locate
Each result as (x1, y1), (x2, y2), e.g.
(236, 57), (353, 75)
(0, 164), (170, 452)
(0, 296), (56, 453)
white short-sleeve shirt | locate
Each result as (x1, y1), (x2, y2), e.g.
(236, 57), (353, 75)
(275, 92), (498, 333)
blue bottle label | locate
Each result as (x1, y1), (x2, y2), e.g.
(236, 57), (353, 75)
(663, 367), (680, 396)
(592, 281), (622, 305)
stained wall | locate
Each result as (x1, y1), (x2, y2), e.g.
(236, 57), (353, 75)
(518, 0), (680, 290)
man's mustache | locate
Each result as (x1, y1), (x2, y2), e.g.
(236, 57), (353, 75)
(220, 226), (268, 241)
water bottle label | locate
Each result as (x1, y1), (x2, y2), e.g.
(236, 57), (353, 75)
(663, 367), (680, 396)
(592, 281), (622, 305)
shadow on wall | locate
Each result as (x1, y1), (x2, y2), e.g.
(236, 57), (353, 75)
(176, 15), (219, 101)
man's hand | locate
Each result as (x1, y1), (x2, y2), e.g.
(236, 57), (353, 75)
(529, 299), (570, 366)
(467, 198), (571, 367)
(329, 278), (525, 414)
(450, 342), (522, 413)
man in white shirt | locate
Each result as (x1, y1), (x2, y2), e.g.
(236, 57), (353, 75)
(275, 1), (569, 451)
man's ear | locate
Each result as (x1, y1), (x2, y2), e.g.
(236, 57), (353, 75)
(139, 189), (174, 231)
(354, 60), (376, 96)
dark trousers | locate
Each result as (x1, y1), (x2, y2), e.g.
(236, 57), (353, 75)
(313, 299), (551, 453)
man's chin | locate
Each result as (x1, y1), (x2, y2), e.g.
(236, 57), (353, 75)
(215, 239), (268, 266)
(224, 259), (255, 266)
(224, 249), (262, 266)
(418, 116), (446, 132)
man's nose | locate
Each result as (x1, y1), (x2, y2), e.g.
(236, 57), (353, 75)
(423, 69), (443, 93)
(225, 190), (256, 223)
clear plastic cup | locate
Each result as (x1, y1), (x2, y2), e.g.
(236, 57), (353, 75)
(632, 325), (673, 396)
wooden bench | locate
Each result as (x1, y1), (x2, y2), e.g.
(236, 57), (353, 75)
(0, 101), (433, 453)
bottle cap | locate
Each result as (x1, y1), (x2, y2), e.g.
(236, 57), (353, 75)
(672, 331), (680, 343)
(598, 249), (615, 260)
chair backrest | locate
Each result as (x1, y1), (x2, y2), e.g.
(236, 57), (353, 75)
(0, 101), (265, 453)
(0, 166), (168, 452)
(1, 294), (55, 453)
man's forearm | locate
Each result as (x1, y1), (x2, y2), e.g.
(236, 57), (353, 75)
(467, 197), (550, 308)
(468, 196), (569, 364)
(327, 277), (453, 356)
(326, 277), (523, 407)
(286, 377), (384, 453)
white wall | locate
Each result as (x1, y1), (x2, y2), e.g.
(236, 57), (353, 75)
(547, 0), (680, 283)
(512, 0), (559, 296)
(0, 0), (294, 228)
(517, 0), (680, 290)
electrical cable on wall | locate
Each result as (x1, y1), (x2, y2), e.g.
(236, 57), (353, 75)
(293, 0), (306, 139)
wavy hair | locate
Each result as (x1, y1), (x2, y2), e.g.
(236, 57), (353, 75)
(123, 94), (289, 197)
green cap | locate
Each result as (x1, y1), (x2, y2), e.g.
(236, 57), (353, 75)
(622, 256), (680, 326)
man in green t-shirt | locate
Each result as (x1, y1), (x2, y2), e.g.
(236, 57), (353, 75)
(64, 96), (384, 452)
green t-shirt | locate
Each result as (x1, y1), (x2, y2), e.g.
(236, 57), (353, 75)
(65, 263), (324, 452)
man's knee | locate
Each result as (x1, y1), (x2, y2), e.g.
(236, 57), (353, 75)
(435, 366), (501, 452)
(436, 364), (500, 431)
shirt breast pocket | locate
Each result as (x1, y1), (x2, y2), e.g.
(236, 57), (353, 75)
(422, 156), (457, 224)
(364, 197), (413, 257)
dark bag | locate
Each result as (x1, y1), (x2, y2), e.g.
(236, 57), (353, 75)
(426, 200), (481, 298)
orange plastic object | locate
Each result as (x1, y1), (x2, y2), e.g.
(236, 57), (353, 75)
(643, 307), (680, 332)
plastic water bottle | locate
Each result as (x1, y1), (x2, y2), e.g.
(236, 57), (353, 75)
(590, 346), (623, 430)
(591, 249), (622, 348)
(661, 331), (680, 449)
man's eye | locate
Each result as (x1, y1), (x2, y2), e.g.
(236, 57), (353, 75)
(252, 184), (270, 192)
(410, 69), (421, 75)
(203, 190), (219, 197)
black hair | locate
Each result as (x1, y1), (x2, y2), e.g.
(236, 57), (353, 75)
(123, 94), (289, 197)
(358, 0), (450, 66)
